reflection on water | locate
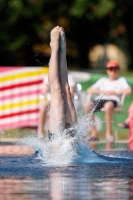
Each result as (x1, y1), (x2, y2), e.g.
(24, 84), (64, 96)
(0, 154), (133, 199)
(0, 166), (133, 200)
(0, 121), (133, 199)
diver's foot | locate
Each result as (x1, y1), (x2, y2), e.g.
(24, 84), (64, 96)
(50, 26), (60, 50)
(59, 27), (66, 50)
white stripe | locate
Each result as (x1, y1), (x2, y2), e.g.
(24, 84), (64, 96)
(0, 113), (39, 125)
(0, 67), (44, 77)
(1, 94), (40, 105)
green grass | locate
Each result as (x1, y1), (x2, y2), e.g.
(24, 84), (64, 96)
(93, 142), (129, 150)
(1, 128), (38, 138)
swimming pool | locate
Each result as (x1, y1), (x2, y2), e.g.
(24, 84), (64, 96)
(0, 151), (133, 200)
(0, 133), (133, 200)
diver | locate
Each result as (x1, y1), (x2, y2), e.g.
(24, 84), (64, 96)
(47, 26), (77, 140)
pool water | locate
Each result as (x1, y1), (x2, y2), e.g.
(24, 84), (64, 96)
(1, 131), (133, 200)
(0, 118), (133, 200)
(0, 152), (133, 200)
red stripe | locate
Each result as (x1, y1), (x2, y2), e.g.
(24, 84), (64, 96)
(0, 67), (23, 72)
(0, 118), (39, 130)
(0, 109), (39, 119)
(0, 80), (43, 91)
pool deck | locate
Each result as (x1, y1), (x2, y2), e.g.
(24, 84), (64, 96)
(0, 138), (34, 156)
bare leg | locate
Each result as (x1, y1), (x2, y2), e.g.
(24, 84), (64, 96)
(48, 26), (65, 133)
(104, 101), (114, 141)
(37, 100), (50, 138)
(48, 26), (77, 135)
(59, 27), (77, 125)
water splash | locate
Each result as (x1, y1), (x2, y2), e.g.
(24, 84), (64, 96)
(17, 103), (132, 165)
(17, 115), (133, 166)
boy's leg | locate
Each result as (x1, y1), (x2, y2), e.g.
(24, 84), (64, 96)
(104, 101), (114, 141)
(48, 26), (65, 133)
(59, 27), (77, 125)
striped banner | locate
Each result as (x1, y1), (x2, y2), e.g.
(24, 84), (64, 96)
(0, 66), (48, 130)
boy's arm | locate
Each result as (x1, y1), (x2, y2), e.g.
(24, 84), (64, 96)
(110, 87), (132, 96)
(87, 87), (105, 95)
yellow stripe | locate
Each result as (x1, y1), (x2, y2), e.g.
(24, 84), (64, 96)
(0, 99), (40, 111)
(0, 67), (48, 82)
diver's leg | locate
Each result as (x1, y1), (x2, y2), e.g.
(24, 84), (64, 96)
(48, 26), (65, 133)
(59, 27), (77, 125)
